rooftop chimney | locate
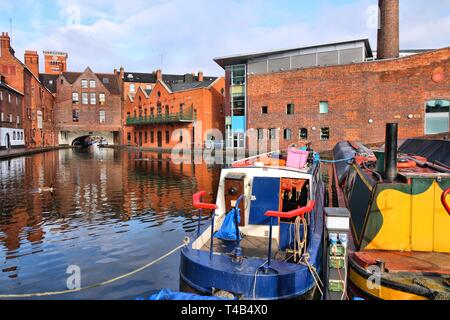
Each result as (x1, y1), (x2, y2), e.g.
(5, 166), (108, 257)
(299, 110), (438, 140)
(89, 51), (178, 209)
(155, 69), (162, 82)
(1, 32), (11, 56)
(24, 50), (39, 77)
(119, 66), (124, 79)
(198, 71), (204, 82)
(377, 0), (399, 60)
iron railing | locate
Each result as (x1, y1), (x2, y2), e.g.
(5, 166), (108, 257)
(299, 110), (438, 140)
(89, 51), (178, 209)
(126, 111), (194, 125)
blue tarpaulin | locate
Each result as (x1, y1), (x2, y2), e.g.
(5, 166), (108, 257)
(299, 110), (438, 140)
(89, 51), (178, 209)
(214, 208), (241, 241)
(146, 288), (229, 300)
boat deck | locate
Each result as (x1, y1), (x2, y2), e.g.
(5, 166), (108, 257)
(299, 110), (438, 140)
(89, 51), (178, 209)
(201, 235), (280, 260)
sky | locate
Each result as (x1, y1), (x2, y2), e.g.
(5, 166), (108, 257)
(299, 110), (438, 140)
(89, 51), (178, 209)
(0, 0), (449, 76)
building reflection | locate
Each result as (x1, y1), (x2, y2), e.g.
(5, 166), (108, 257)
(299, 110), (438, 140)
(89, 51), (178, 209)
(0, 148), (220, 279)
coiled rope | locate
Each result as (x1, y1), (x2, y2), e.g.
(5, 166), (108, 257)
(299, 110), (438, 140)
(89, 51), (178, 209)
(0, 237), (189, 299)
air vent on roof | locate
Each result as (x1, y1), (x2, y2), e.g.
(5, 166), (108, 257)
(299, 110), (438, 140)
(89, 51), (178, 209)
(103, 78), (109, 84)
(127, 74), (133, 79)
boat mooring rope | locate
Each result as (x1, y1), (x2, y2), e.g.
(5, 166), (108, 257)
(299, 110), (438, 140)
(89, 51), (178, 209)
(0, 237), (190, 299)
(319, 157), (354, 164)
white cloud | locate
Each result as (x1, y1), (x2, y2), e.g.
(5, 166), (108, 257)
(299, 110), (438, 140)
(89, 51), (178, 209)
(5, 0), (450, 76)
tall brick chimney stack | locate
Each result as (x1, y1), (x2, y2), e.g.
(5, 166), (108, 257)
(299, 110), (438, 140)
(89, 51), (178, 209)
(198, 71), (204, 82)
(119, 66), (124, 79)
(377, 0), (400, 60)
(24, 51), (40, 76)
(155, 69), (162, 82)
(1, 32), (11, 56)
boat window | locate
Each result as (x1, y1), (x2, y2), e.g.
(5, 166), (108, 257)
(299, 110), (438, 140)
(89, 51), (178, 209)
(425, 99), (449, 135)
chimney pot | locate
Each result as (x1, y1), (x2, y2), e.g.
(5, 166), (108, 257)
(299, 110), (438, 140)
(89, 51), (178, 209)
(198, 71), (204, 82)
(155, 69), (162, 81)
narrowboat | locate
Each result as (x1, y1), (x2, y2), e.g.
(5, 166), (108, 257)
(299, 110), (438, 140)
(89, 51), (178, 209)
(180, 149), (326, 300)
(332, 123), (450, 300)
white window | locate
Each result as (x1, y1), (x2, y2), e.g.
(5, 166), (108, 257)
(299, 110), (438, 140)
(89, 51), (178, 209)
(89, 80), (96, 88)
(0, 91), (3, 100)
(0, 112), (4, 122)
(99, 110), (106, 123)
(9, 114), (13, 123)
(72, 92), (79, 103)
(99, 93), (106, 105)
(16, 97), (18, 105)
(90, 93), (96, 105)
(37, 111), (43, 129)
(8, 94), (11, 103)
(17, 116), (20, 124)
(320, 101), (329, 114)
(81, 80), (88, 88)
(82, 92), (88, 104)
(425, 100), (449, 134)
(130, 84), (135, 92)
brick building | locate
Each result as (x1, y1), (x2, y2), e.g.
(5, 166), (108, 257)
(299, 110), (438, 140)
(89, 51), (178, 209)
(0, 74), (24, 149)
(40, 67), (122, 145)
(123, 74), (225, 149)
(214, 0), (450, 152)
(0, 32), (57, 148)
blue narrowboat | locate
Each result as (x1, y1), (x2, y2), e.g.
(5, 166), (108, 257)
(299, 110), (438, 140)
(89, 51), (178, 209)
(180, 151), (326, 300)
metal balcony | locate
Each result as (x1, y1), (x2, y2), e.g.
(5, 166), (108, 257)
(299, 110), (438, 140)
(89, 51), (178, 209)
(126, 112), (194, 126)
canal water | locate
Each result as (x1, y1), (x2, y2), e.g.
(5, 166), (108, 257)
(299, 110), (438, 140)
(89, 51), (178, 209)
(0, 148), (221, 299)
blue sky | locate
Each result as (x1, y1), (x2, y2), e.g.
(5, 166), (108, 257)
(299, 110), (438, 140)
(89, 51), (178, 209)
(0, 0), (449, 75)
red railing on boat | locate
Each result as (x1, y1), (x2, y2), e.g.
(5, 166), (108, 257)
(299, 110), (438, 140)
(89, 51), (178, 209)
(265, 200), (316, 219)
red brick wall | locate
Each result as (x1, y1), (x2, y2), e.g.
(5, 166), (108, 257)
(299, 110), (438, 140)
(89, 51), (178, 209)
(123, 78), (225, 149)
(247, 48), (450, 152)
(55, 69), (122, 134)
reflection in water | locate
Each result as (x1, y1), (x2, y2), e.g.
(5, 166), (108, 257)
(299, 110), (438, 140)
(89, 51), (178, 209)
(0, 148), (221, 299)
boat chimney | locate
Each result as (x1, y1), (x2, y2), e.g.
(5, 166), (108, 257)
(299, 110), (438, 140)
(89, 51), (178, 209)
(384, 123), (398, 182)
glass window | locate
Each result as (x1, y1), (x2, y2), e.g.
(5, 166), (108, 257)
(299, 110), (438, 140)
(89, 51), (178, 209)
(82, 92), (88, 104)
(284, 128), (292, 140)
(257, 128), (264, 140)
(287, 104), (295, 115)
(99, 93), (106, 105)
(0, 112), (3, 122)
(89, 80), (96, 88)
(90, 93), (96, 105)
(269, 128), (277, 140)
(232, 95), (245, 116)
(165, 130), (170, 143)
(261, 106), (268, 114)
(320, 127), (330, 140)
(17, 116), (20, 124)
(151, 131), (154, 143)
(320, 101), (329, 114)
(81, 80), (88, 88)
(130, 84), (135, 92)
(425, 99), (449, 134)
(72, 92), (79, 103)
(299, 128), (308, 140)
(231, 65), (246, 85)
(9, 114), (12, 122)
(72, 109), (80, 122)
(99, 110), (105, 123)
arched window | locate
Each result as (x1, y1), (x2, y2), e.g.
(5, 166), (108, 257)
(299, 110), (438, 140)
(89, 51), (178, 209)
(425, 99), (449, 134)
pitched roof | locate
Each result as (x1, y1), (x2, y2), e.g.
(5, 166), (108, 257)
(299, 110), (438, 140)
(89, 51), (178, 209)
(169, 79), (216, 92)
(123, 72), (216, 84)
(0, 81), (24, 96)
(43, 71), (121, 95)
(39, 74), (59, 93)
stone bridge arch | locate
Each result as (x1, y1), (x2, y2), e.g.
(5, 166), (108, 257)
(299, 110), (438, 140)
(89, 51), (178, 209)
(58, 131), (116, 146)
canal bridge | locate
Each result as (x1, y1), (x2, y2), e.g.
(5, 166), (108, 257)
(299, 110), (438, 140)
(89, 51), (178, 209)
(58, 130), (118, 146)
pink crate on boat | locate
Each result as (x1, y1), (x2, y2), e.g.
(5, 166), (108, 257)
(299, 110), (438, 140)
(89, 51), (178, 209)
(286, 148), (309, 169)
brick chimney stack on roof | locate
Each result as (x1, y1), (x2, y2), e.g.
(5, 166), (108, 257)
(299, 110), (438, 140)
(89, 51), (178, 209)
(24, 50), (40, 77)
(198, 71), (204, 82)
(377, 0), (399, 60)
(119, 66), (124, 79)
(155, 69), (162, 81)
(1, 32), (11, 56)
